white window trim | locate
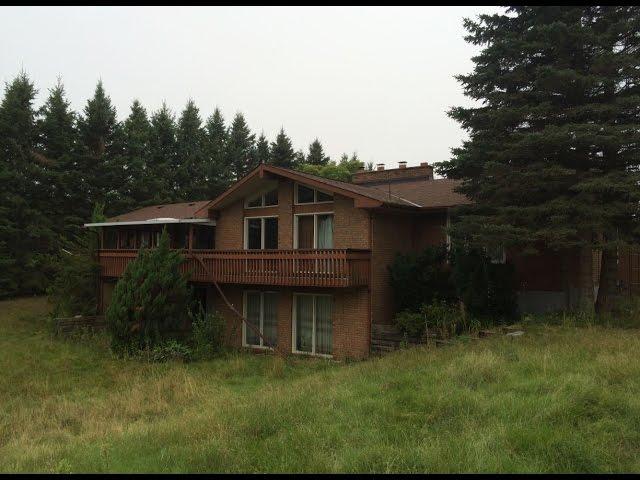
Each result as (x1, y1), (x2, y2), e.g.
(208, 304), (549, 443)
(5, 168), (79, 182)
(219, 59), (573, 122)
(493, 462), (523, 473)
(293, 212), (334, 249)
(244, 215), (278, 250)
(242, 290), (277, 349)
(294, 182), (334, 206)
(245, 189), (279, 209)
(291, 293), (333, 358)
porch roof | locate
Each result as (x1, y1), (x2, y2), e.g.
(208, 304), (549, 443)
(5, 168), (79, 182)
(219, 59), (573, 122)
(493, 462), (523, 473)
(84, 200), (215, 228)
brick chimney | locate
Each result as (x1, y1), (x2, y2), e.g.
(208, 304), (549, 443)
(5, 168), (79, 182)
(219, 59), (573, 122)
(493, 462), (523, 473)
(352, 161), (433, 185)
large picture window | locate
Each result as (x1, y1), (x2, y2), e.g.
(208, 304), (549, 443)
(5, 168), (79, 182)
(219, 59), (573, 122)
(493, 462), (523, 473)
(244, 291), (278, 348)
(295, 183), (333, 204)
(246, 188), (278, 208)
(244, 216), (278, 250)
(293, 294), (332, 356)
(294, 213), (333, 249)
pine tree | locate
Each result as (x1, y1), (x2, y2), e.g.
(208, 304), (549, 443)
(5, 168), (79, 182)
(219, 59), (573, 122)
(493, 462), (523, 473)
(435, 6), (640, 312)
(36, 79), (81, 242)
(254, 132), (271, 165)
(269, 127), (296, 168)
(175, 100), (208, 200)
(77, 81), (121, 216)
(226, 112), (255, 179)
(106, 228), (189, 354)
(306, 138), (329, 166)
(0, 73), (57, 296)
(148, 102), (177, 203)
(121, 100), (151, 209)
(204, 107), (230, 198)
(47, 203), (104, 317)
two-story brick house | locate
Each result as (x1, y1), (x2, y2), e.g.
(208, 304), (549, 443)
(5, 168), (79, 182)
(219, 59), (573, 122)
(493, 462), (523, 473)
(88, 162), (640, 360)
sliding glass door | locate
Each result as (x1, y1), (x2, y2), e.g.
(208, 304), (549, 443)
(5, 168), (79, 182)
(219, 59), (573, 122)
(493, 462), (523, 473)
(293, 294), (333, 356)
(244, 291), (278, 348)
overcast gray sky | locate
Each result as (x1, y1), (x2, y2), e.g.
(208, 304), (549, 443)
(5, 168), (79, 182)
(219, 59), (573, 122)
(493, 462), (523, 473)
(1, 6), (501, 168)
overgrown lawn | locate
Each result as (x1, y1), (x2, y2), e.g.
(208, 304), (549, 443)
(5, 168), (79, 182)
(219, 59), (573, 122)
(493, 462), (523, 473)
(1, 297), (639, 473)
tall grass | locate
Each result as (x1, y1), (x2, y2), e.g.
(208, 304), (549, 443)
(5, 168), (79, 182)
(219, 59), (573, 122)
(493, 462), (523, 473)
(1, 297), (639, 473)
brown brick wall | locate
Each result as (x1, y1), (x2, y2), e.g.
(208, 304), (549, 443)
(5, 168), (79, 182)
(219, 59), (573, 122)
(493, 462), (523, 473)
(209, 284), (369, 360)
(369, 209), (449, 326)
(213, 177), (371, 251)
(214, 199), (244, 249)
(370, 212), (415, 326)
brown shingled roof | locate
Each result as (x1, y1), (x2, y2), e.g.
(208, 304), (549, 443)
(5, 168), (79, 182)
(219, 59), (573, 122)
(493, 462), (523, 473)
(278, 166), (420, 208)
(106, 200), (213, 223)
(368, 178), (471, 209)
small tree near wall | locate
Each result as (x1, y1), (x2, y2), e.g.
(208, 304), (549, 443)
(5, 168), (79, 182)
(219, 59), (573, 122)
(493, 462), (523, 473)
(106, 228), (189, 354)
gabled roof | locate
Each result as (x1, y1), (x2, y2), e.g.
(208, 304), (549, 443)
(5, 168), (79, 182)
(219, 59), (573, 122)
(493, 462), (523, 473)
(87, 165), (471, 227)
(208, 164), (422, 210)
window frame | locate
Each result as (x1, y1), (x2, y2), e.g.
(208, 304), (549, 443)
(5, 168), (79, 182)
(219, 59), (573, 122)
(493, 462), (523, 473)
(242, 290), (278, 349)
(294, 182), (334, 205)
(243, 215), (279, 250)
(293, 212), (334, 249)
(245, 188), (279, 209)
(487, 244), (507, 264)
(291, 293), (333, 358)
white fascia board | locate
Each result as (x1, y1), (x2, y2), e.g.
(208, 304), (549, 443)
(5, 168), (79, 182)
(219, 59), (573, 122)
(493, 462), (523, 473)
(83, 218), (216, 227)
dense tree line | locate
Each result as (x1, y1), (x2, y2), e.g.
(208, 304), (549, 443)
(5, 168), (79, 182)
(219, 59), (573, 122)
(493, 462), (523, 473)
(436, 6), (640, 312)
(0, 73), (364, 298)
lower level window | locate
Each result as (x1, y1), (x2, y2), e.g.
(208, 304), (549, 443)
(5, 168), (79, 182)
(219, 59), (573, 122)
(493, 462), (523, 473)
(293, 294), (333, 356)
(244, 291), (278, 348)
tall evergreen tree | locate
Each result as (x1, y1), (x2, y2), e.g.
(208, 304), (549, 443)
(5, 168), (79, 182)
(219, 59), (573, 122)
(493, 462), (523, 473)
(77, 81), (120, 216)
(120, 100), (152, 209)
(204, 107), (230, 198)
(36, 79), (81, 241)
(0, 73), (57, 296)
(226, 112), (255, 179)
(148, 102), (177, 204)
(254, 132), (271, 165)
(269, 127), (296, 168)
(175, 100), (208, 200)
(435, 6), (640, 311)
(306, 138), (330, 166)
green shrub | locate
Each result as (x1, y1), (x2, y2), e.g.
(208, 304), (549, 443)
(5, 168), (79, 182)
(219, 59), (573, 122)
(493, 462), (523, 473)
(106, 228), (190, 355)
(150, 339), (192, 363)
(394, 301), (468, 340)
(421, 301), (464, 338)
(394, 310), (426, 338)
(190, 305), (226, 360)
(450, 245), (518, 322)
(389, 244), (456, 313)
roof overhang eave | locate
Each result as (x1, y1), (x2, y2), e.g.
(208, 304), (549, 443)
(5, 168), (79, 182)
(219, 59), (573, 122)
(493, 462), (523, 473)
(83, 218), (216, 228)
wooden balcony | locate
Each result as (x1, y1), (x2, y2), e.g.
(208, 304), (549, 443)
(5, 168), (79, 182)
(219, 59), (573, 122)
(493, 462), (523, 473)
(98, 249), (371, 288)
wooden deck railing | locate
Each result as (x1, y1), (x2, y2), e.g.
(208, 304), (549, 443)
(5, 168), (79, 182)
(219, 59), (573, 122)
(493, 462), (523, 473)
(98, 249), (370, 287)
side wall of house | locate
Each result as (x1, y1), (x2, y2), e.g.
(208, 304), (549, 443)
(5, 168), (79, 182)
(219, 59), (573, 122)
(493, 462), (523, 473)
(208, 284), (369, 360)
(370, 209), (448, 326)
(214, 178), (371, 251)
(211, 177), (372, 359)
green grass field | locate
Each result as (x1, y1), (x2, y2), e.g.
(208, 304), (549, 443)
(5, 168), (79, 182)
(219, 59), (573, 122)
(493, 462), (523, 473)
(1, 297), (639, 473)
